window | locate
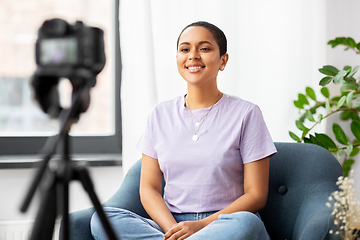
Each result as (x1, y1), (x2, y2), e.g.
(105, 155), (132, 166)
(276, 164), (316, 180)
(0, 0), (121, 165)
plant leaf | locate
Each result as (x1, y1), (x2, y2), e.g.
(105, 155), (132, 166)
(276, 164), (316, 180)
(305, 87), (316, 101)
(347, 144), (353, 156)
(321, 87), (330, 98)
(347, 37), (357, 48)
(319, 77), (333, 86)
(337, 148), (344, 159)
(348, 65), (360, 77)
(333, 70), (348, 84)
(289, 131), (301, 142)
(340, 82), (357, 92)
(295, 120), (306, 131)
(350, 120), (360, 140)
(305, 109), (315, 122)
(336, 37), (347, 45)
(343, 65), (352, 72)
(319, 65), (339, 76)
(328, 39), (339, 48)
(333, 123), (348, 145)
(350, 111), (360, 122)
(298, 93), (309, 105)
(340, 111), (353, 121)
(325, 99), (331, 112)
(353, 101), (360, 109)
(318, 114), (323, 124)
(350, 147), (360, 157)
(331, 96), (341, 102)
(346, 91), (354, 107)
(294, 100), (304, 109)
(343, 159), (354, 177)
(337, 95), (346, 109)
(302, 128), (310, 138)
(315, 133), (337, 150)
(309, 134), (320, 146)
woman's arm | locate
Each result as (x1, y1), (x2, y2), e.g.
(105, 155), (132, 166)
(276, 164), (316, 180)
(140, 153), (177, 233)
(202, 156), (270, 224)
(164, 156), (270, 240)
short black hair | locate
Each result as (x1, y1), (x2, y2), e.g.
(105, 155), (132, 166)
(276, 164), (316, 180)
(177, 21), (227, 57)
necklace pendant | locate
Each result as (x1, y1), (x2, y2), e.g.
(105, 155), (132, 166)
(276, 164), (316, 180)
(195, 121), (200, 127)
(192, 135), (199, 141)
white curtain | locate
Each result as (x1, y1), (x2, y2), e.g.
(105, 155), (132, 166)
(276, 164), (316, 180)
(119, 0), (327, 173)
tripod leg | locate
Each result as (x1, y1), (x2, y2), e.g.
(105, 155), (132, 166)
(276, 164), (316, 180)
(30, 171), (57, 240)
(59, 168), (70, 240)
(75, 165), (118, 240)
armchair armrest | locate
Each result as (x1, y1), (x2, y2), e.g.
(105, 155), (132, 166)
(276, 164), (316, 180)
(294, 208), (341, 240)
(292, 182), (342, 240)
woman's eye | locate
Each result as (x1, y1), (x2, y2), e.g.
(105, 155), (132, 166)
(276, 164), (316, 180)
(200, 47), (210, 51)
(180, 48), (189, 52)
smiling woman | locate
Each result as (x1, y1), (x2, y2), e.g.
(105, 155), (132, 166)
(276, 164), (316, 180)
(90, 21), (276, 240)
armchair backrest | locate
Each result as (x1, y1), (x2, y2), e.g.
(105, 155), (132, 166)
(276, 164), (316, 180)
(259, 142), (342, 240)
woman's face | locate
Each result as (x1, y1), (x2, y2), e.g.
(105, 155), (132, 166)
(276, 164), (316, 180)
(176, 26), (228, 87)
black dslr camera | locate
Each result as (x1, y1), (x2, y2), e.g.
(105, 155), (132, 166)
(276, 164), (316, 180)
(35, 18), (105, 76)
(32, 18), (105, 118)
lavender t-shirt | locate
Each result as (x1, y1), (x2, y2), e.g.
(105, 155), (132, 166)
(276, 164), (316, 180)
(136, 94), (277, 213)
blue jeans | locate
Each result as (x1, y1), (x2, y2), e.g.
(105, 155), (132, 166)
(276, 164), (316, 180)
(90, 207), (270, 240)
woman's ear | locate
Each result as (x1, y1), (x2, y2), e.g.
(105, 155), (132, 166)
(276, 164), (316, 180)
(219, 53), (229, 71)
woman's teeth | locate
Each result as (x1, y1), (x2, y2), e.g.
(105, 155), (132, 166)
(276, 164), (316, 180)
(188, 66), (203, 70)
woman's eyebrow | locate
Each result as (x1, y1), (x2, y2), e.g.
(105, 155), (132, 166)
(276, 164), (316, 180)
(199, 41), (213, 46)
(178, 41), (213, 46)
(179, 41), (190, 46)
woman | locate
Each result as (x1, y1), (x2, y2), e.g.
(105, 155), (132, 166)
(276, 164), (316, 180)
(91, 21), (277, 240)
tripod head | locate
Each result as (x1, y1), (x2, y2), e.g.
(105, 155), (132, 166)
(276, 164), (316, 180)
(31, 67), (95, 120)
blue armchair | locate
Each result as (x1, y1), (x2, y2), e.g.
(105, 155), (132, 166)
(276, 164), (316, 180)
(61, 142), (343, 240)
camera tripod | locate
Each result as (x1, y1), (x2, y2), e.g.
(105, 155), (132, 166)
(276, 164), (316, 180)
(20, 86), (117, 240)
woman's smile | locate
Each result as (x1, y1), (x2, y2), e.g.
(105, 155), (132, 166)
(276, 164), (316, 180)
(186, 64), (205, 73)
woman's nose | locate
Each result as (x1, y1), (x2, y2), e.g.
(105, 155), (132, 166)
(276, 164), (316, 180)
(188, 50), (200, 60)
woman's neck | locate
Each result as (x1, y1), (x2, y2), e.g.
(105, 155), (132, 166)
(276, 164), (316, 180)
(185, 86), (222, 110)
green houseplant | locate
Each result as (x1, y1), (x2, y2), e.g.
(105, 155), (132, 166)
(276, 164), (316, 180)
(289, 37), (360, 177)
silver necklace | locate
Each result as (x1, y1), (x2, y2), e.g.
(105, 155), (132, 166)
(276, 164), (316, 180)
(186, 92), (221, 141)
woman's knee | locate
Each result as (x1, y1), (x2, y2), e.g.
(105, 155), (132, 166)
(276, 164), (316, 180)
(187, 212), (269, 240)
(91, 207), (164, 239)
(92, 207), (129, 222)
(219, 211), (260, 224)
(219, 211), (268, 238)
(90, 207), (129, 235)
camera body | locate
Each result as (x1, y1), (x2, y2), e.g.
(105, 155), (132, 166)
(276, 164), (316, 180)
(35, 18), (105, 79)
(32, 18), (106, 118)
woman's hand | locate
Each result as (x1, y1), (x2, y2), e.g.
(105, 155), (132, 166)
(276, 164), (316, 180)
(164, 220), (207, 240)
